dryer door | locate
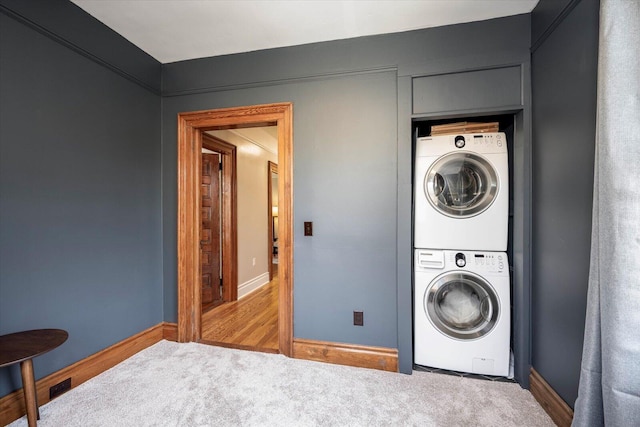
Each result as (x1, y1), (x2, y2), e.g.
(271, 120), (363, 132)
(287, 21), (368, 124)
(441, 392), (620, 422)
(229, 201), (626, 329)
(424, 271), (499, 340)
(424, 152), (498, 218)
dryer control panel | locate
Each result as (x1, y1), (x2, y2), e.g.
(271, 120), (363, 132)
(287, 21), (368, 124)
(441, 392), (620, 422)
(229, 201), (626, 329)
(416, 132), (507, 157)
(469, 133), (505, 150)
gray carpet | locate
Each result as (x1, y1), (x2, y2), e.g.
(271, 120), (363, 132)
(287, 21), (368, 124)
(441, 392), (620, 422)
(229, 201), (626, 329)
(9, 340), (553, 426)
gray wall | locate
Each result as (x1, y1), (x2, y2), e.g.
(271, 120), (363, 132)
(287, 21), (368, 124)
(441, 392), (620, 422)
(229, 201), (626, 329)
(163, 71), (399, 347)
(0, 0), (161, 93)
(0, 4), (162, 397)
(531, 0), (599, 407)
(161, 15), (532, 376)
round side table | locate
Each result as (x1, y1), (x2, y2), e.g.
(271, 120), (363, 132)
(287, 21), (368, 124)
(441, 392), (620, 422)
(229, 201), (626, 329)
(0, 329), (68, 427)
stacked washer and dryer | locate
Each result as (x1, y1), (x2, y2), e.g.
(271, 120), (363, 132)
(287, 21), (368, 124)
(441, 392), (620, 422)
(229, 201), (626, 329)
(413, 132), (511, 377)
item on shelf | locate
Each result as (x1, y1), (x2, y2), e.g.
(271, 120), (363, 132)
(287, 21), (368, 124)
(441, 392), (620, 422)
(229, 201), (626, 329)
(430, 121), (499, 136)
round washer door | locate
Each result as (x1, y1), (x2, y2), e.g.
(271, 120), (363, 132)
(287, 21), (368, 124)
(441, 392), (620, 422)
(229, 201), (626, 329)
(424, 152), (498, 218)
(424, 271), (499, 340)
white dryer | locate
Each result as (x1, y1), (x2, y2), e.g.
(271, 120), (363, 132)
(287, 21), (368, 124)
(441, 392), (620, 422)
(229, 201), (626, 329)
(414, 249), (510, 376)
(414, 132), (508, 251)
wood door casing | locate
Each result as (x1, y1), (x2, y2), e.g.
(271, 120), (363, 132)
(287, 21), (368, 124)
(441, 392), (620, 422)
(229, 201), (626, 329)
(201, 153), (222, 308)
(177, 102), (293, 357)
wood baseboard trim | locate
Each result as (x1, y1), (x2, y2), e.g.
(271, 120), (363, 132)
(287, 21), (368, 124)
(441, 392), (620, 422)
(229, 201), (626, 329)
(162, 321), (178, 342)
(530, 368), (574, 427)
(292, 338), (398, 372)
(0, 323), (166, 426)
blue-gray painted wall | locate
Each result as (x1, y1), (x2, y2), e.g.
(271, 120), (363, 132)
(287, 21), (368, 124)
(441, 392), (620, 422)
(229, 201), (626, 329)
(531, 0), (575, 46)
(162, 71), (400, 348)
(0, 4), (162, 396)
(0, 0), (161, 92)
(531, 0), (599, 408)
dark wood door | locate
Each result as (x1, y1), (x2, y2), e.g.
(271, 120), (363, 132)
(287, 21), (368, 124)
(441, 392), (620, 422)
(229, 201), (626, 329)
(201, 153), (223, 309)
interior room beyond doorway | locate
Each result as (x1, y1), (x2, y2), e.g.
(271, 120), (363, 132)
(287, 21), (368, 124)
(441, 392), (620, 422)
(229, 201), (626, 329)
(200, 126), (279, 353)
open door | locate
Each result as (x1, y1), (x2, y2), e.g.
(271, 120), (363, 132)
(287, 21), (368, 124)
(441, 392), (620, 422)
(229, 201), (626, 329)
(200, 152), (222, 310)
(202, 134), (238, 304)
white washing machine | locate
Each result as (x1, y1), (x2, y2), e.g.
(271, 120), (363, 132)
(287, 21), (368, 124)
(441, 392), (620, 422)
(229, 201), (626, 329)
(414, 132), (508, 251)
(414, 249), (510, 376)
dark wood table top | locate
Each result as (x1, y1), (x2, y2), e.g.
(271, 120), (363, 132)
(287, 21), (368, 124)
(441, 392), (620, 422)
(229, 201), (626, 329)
(0, 329), (68, 368)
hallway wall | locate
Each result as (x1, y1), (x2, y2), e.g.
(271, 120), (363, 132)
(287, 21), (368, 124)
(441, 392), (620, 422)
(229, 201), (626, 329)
(208, 129), (277, 297)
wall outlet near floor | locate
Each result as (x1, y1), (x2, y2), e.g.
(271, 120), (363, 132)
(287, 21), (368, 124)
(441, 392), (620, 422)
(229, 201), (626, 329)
(353, 311), (364, 326)
(50, 377), (71, 399)
(252, 257), (256, 266)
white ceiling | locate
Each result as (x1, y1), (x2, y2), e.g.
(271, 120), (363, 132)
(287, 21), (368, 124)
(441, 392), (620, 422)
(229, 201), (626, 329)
(70, 0), (538, 64)
(208, 126), (278, 154)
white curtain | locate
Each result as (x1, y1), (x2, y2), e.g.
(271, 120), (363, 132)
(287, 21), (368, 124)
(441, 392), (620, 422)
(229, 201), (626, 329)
(573, 0), (640, 425)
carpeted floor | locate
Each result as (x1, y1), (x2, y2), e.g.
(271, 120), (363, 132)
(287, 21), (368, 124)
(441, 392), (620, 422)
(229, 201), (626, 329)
(9, 340), (554, 426)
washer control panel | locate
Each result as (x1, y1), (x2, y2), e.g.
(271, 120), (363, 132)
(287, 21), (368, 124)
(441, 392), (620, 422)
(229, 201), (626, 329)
(447, 251), (507, 274)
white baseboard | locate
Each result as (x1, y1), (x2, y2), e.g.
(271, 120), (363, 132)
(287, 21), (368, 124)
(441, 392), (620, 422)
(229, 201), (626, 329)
(238, 272), (270, 299)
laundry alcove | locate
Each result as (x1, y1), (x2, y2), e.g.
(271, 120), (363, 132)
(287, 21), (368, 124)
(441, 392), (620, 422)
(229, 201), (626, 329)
(411, 108), (530, 385)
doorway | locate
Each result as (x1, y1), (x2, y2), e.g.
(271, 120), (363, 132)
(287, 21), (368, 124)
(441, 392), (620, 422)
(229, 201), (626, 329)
(177, 103), (293, 357)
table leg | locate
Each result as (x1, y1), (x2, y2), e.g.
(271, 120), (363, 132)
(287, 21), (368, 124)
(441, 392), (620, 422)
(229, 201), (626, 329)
(20, 359), (38, 427)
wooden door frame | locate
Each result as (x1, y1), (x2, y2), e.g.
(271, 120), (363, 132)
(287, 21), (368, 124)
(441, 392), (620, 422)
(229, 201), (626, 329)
(267, 161), (278, 281)
(177, 102), (293, 357)
(202, 133), (237, 302)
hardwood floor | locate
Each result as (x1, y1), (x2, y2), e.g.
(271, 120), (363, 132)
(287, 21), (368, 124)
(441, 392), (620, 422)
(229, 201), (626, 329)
(201, 298), (224, 313)
(201, 270), (279, 353)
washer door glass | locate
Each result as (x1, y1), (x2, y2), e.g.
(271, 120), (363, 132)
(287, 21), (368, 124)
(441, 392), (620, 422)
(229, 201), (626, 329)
(425, 272), (499, 340)
(424, 152), (498, 218)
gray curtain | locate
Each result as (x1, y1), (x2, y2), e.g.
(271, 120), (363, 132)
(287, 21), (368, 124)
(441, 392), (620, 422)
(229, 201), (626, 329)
(572, 0), (640, 425)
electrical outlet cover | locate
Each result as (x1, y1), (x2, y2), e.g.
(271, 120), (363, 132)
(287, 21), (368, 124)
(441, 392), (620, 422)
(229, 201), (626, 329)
(354, 311), (364, 326)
